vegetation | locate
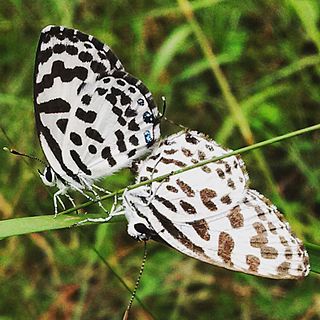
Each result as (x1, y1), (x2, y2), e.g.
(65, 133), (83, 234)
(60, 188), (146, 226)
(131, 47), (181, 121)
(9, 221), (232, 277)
(0, 0), (319, 319)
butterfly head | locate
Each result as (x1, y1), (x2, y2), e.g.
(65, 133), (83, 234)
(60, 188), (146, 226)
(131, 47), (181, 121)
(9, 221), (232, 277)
(39, 166), (57, 187)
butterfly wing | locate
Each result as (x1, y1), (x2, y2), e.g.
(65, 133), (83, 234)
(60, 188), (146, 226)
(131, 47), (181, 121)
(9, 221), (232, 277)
(124, 131), (309, 279)
(34, 25), (159, 187)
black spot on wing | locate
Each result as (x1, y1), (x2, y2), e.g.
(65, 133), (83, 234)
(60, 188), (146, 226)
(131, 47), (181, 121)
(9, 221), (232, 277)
(56, 119), (68, 134)
(185, 132), (199, 144)
(117, 79), (125, 86)
(115, 129), (127, 152)
(128, 119), (140, 131)
(75, 108), (97, 123)
(85, 127), (104, 143)
(96, 87), (108, 95)
(128, 149), (136, 158)
(88, 144), (97, 154)
(81, 94), (91, 105)
(70, 150), (91, 175)
(70, 132), (82, 146)
(53, 44), (65, 53)
(37, 98), (71, 114)
(35, 60), (88, 95)
(129, 135), (139, 146)
(37, 48), (52, 63)
(101, 146), (117, 167)
(124, 107), (137, 117)
(112, 106), (127, 126)
(79, 51), (93, 62)
(90, 60), (106, 74)
(66, 45), (78, 55)
(105, 87), (131, 107)
(88, 145), (97, 154)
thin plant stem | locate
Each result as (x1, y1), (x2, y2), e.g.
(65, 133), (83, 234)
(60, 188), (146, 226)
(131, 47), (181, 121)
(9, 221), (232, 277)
(58, 123), (320, 215)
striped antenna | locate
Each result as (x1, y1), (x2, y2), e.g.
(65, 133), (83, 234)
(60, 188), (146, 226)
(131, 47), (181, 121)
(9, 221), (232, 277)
(123, 241), (148, 320)
(158, 96), (188, 130)
(3, 147), (46, 165)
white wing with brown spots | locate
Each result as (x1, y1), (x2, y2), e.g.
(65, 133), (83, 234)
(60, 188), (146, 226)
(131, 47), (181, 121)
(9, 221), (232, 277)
(123, 131), (310, 279)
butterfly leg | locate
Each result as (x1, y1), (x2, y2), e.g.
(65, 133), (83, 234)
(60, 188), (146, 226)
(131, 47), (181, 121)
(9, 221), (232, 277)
(64, 193), (79, 214)
(73, 208), (124, 226)
(79, 178), (109, 214)
(53, 189), (66, 217)
(92, 184), (112, 194)
(73, 194), (124, 227)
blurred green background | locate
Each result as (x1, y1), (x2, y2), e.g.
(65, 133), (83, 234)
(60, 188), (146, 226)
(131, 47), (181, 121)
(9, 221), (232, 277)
(0, 0), (320, 319)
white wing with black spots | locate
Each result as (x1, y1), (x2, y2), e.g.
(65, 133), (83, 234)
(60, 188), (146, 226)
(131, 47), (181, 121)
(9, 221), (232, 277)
(123, 131), (309, 279)
(34, 25), (160, 188)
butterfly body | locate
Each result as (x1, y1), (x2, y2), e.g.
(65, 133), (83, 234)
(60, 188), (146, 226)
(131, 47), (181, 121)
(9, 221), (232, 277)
(123, 131), (310, 279)
(34, 26), (160, 212)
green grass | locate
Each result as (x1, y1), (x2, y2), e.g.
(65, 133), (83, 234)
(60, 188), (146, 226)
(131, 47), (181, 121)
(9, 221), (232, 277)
(0, 1), (320, 319)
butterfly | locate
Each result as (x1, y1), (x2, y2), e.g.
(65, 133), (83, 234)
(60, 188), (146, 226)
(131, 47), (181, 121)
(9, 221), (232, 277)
(33, 25), (160, 214)
(123, 131), (310, 279)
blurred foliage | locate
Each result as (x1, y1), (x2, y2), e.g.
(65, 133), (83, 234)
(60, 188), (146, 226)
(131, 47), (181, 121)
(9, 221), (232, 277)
(0, 0), (320, 319)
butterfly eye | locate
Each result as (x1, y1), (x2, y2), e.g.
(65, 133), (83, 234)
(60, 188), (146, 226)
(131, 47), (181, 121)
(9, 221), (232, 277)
(143, 111), (154, 124)
(45, 167), (53, 182)
(144, 130), (153, 145)
(137, 98), (144, 106)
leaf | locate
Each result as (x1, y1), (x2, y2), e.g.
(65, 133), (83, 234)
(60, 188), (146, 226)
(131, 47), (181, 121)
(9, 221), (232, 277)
(305, 242), (320, 274)
(0, 213), (125, 239)
(148, 24), (192, 84)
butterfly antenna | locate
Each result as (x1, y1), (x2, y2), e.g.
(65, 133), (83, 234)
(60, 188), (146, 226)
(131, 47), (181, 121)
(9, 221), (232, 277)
(158, 96), (188, 130)
(123, 240), (148, 320)
(3, 147), (47, 166)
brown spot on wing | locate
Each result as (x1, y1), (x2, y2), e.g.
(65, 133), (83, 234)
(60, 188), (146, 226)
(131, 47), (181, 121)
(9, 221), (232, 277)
(155, 195), (177, 212)
(227, 178), (235, 189)
(261, 246), (278, 259)
(253, 222), (267, 234)
(198, 150), (206, 160)
(189, 219), (210, 241)
(279, 236), (289, 246)
(277, 262), (290, 276)
(227, 205), (244, 228)
(164, 148), (177, 154)
(268, 222), (277, 234)
(166, 185), (178, 193)
(182, 147), (193, 157)
(176, 179), (195, 197)
(161, 157), (187, 167)
(218, 232), (234, 265)
(250, 235), (268, 248)
(216, 168), (225, 179)
(285, 248), (293, 260)
(246, 255), (260, 273)
(221, 195), (232, 204)
(200, 188), (217, 211)
(201, 165), (211, 173)
(254, 205), (267, 220)
(180, 200), (197, 214)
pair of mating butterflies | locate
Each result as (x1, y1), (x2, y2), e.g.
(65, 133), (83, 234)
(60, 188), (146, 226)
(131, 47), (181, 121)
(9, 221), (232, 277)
(34, 25), (309, 279)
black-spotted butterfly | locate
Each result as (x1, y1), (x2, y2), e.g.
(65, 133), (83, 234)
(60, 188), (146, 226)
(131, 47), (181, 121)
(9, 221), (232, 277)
(34, 26), (160, 214)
